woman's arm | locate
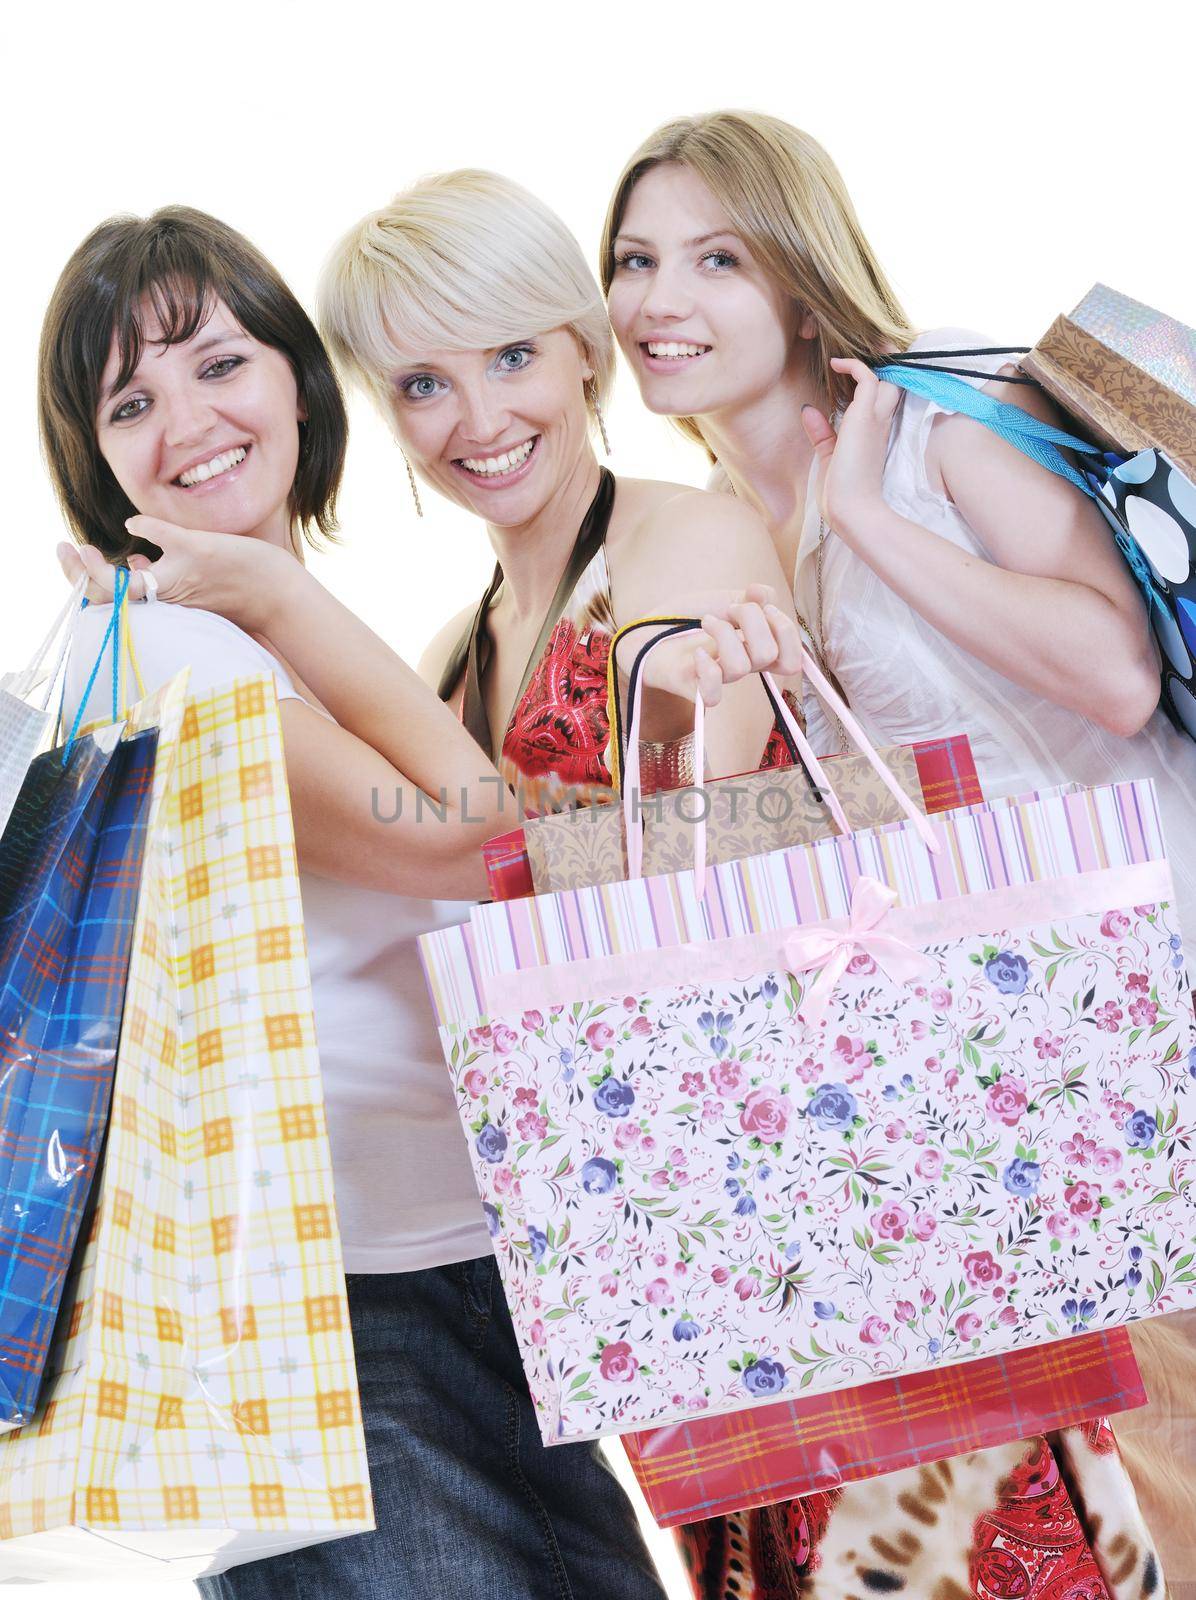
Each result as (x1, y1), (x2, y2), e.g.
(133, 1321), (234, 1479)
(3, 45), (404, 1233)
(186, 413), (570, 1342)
(609, 488), (805, 777)
(64, 522), (511, 899)
(804, 361), (1160, 739)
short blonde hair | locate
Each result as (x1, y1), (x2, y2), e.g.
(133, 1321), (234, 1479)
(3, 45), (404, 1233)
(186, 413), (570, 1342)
(318, 169), (615, 413)
(601, 111), (915, 455)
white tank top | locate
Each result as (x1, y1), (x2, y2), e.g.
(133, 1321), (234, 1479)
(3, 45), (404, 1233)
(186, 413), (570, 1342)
(795, 328), (1196, 938)
(64, 601), (492, 1275)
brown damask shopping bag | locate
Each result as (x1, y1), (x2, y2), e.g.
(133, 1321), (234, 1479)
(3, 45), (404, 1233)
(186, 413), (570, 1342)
(523, 614), (980, 891)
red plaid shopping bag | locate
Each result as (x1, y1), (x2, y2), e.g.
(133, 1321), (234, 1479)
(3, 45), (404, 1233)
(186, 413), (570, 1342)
(622, 1329), (1145, 1525)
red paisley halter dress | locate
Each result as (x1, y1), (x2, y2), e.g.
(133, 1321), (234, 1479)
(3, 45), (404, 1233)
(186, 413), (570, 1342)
(438, 469), (793, 813)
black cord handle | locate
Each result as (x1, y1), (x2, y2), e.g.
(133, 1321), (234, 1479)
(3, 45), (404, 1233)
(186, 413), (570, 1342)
(871, 346), (1037, 385)
(611, 617), (803, 788)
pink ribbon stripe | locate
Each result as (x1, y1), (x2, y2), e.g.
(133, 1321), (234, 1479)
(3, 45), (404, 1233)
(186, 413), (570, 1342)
(481, 859), (1173, 1020)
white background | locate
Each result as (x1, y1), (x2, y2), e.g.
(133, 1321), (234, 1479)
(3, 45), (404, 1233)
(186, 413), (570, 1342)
(4, 1), (1194, 1594)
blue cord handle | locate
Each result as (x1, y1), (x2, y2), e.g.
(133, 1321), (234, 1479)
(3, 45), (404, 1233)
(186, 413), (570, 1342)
(873, 364), (1104, 499)
(62, 567), (129, 764)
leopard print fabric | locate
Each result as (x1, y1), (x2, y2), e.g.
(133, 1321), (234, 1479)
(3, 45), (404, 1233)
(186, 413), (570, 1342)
(676, 1425), (1165, 1600)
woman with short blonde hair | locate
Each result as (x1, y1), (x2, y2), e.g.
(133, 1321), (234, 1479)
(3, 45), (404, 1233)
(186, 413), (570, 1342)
(322, 167), (616, 414)
(307, 165), (811, 1599)
(320, 169), (806, 812)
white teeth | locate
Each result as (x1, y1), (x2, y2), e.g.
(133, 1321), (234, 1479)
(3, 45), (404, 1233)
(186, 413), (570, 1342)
(459, 438), (536, 476)
(178, 446), (247, 488)
(646, 341), (709, 359)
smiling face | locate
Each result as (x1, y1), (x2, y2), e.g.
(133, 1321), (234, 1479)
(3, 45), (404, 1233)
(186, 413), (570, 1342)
(607, 162), (805, 423)
(385, 327), (595, 527)
(95, 295), (304, 545)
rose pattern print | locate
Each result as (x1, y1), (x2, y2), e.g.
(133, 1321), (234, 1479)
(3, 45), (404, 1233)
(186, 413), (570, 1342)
(442, 900), (1196, 1440)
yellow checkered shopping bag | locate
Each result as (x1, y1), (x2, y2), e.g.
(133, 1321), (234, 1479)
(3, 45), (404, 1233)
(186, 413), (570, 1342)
(0, 673), (372, 1579)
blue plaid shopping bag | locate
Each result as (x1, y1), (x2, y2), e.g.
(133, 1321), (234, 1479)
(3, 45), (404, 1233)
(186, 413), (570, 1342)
(0, 576), (159, 1429)
(0, 730), (156, 1429)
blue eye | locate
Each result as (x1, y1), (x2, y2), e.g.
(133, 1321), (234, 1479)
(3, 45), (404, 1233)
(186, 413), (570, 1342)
(700, 250), (739, 271)
(496, 344), (535, 373)
(401, 374), (443, 400)
(616, 252), (653, 272)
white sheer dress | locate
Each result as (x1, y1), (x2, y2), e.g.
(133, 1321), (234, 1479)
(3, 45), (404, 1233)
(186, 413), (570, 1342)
(791, 329), (1196, 939)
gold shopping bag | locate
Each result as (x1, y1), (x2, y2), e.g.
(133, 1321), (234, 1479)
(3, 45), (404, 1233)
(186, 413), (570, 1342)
(0, 674), (372, 1579)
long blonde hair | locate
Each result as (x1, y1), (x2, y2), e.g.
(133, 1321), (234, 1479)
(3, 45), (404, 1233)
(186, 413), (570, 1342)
(600, 111), (914, 457)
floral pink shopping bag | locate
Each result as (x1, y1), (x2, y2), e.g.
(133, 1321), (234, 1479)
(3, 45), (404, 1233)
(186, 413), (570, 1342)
(420, 649), (1196, 1444)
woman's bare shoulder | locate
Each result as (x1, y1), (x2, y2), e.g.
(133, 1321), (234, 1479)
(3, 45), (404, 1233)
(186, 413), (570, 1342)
(417, 600), (477, 690)
(608, 475), (787, 619)
(612, 474), (756, 540)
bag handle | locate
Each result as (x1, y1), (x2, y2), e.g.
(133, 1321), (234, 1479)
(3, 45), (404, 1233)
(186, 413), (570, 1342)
(61, 567), (134, 762)
(619, 622), (938, 898)
(876, 345), (1034, 383)
(869, 354), (1105, 500)
(606, 614), (804, 793)
(10, 575), (88, 705)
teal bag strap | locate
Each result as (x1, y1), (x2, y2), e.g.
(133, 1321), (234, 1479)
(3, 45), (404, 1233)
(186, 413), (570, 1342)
(873, 360), (1103, 499)
(61, 567), (130, 763)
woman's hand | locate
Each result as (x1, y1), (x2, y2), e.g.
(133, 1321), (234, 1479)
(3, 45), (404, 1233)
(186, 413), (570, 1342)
(801, 357), (901, 540)
(56, 515), (289, 634)
(640, 584), (804, 707)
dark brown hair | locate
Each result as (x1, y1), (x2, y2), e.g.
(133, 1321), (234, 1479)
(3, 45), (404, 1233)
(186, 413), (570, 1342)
(39, 205), (348, 560)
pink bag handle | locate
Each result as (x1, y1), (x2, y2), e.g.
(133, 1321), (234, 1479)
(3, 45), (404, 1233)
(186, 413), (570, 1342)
(770, 649), (940, 853)
(623, 660), (710, 896)
(620, 630), (940, 897)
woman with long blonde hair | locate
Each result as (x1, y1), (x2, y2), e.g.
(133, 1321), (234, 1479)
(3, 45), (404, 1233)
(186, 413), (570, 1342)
(601, 109), (1188, 1599)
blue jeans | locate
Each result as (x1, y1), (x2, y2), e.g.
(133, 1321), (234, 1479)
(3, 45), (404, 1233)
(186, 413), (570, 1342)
(196, 1257), (667, 1600)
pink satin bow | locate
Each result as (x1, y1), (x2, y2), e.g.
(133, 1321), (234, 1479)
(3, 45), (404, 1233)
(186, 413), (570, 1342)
(783, 874), (938, 1029)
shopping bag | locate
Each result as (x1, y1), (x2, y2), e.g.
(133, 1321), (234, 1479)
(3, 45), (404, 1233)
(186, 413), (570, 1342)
(483, 736), (981, 901)
(559, 620), (927, 888)
(874, 318), (1196, 739)
(0, 579), (86, 844)
(0, 724), (157, 1430)
(622, 1329), (1145, 1526)
(0, 672), (372, 1579)
(1022, 284), (1196, 480)
(688, 1424), (1163, 1600)
(487, 613), (982, 899)
(0, 578), (178, 1429)
(419, 644), (1196, 1444)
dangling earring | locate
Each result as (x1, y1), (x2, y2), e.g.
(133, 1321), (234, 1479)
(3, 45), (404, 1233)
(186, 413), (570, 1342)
(587, 380), (612, 456)
(402, 451), (424, 518)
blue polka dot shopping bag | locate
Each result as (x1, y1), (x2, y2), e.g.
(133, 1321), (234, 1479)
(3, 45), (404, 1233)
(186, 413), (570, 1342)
(874, 286), (1196, 739)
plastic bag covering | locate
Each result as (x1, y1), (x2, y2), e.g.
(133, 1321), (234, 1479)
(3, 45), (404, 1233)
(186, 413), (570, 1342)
(0, 726), (157, 1429)
(0, 579), (86, 844)
(0, 674), (372, 1581)
(622, 1329), (1146, 1526)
